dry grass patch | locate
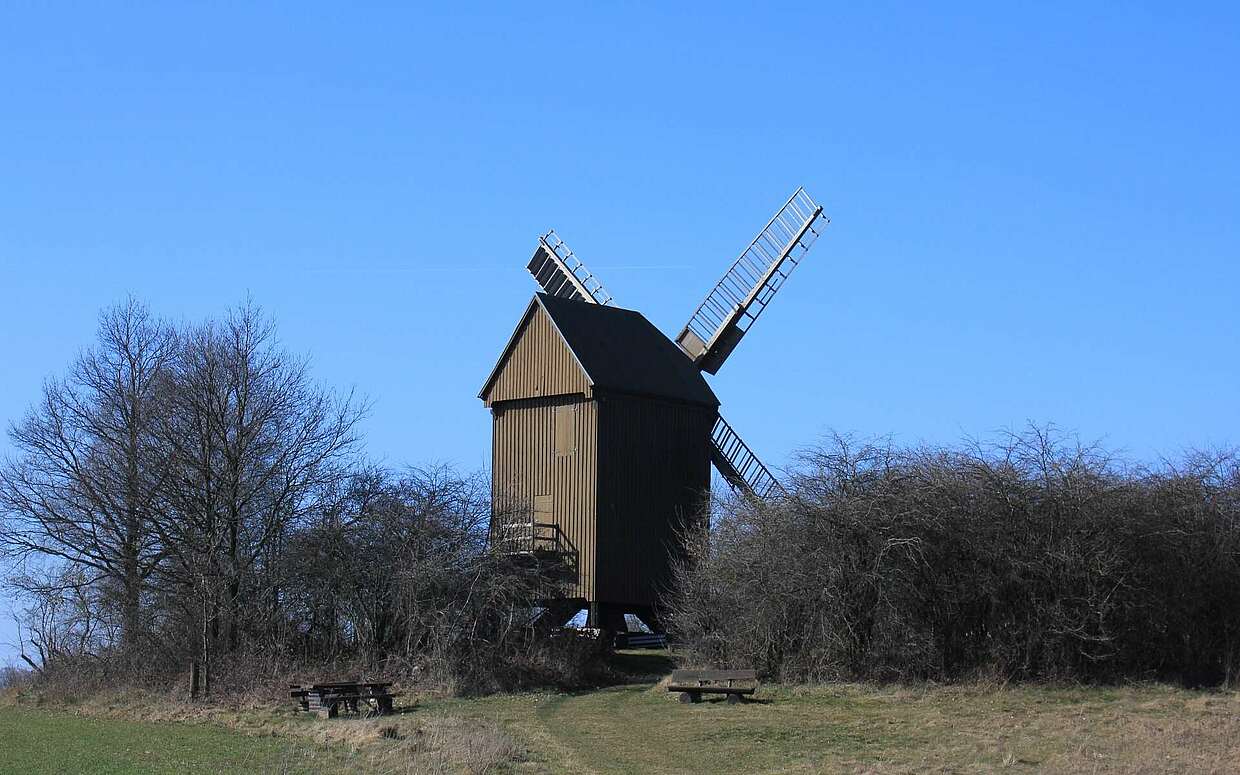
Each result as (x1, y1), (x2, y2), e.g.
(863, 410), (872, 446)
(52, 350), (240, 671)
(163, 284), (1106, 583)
(367, 715), (523, 774)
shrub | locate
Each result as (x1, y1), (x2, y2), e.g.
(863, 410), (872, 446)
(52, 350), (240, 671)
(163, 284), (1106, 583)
(0, 666), (34, 692)
(665, 428), (1240, 686)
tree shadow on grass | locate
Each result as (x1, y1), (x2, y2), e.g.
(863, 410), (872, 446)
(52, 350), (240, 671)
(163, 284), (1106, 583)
(607, 649), (677, 683)
(677, 693), (772, 706)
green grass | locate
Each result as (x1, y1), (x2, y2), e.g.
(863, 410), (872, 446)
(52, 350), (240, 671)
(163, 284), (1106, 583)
(0, 706), (356, 774)
(5, 652), (1240, 773)
(533, 684), (920, 773)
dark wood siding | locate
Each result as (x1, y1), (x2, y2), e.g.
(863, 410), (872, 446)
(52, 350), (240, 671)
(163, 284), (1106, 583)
(484, 305), (590, 406)
(594, 393), (715, 608)
(484, 296), (720, 613)
(491, 396), (597, 601)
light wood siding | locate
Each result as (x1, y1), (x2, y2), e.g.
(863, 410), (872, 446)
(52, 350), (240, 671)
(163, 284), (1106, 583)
(595, 393), (715, 608)
(491, 396), (597, 601)
(484, 305), (590, 406)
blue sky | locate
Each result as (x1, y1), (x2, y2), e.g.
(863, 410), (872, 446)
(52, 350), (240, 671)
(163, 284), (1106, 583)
(1, 3), (1237, 662)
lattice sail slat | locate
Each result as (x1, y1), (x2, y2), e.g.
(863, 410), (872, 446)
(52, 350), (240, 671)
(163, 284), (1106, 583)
(527, 230), (613, 305)
(710, 414), (782, 498)
(676, 187), (829, 374)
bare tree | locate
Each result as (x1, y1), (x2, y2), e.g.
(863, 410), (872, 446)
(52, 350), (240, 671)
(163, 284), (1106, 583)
(9, 564), (112, 673)
(1, 296), (601, 696)
(150, 300), (365, 689)
(0, 299), (174, 649)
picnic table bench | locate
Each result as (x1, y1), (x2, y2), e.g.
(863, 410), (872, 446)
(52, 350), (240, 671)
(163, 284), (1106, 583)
(289, 681), (398, 718)
(667, 669), (758, 704)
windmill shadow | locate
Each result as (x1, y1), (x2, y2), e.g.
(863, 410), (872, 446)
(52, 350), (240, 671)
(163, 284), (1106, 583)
(608, 649), (677, 682)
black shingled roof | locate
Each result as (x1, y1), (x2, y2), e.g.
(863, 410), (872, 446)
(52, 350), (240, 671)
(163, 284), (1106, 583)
(484, 293), (719, 408)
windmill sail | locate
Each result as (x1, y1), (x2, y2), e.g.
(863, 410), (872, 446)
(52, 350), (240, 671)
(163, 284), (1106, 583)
(522, 229), (783, 499)
(710, 414), (783, 498)
(527, 230), (613, 305)
(676, 187), (829, 374)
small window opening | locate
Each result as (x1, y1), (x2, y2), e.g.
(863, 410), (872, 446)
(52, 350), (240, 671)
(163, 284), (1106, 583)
(554, 405), (577, 456)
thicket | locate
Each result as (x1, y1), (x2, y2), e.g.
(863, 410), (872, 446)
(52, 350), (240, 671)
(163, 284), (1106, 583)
(9, 299), (1239, 697)
(0, 299), (598, 697)
(666, 430), (1240, 686)
(0, 665), (32, 691)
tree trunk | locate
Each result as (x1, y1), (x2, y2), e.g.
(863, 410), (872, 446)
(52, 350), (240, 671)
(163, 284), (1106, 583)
(201, 587), (212, 697)
(121, 551), (141, 649)
(227, 510), (240, 652)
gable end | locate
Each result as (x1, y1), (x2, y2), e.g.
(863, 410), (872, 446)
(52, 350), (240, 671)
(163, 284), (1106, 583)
(480, 298), (593, 406)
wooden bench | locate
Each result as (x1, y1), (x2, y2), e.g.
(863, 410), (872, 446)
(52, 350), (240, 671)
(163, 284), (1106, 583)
(615, 631), (667, 649)
(290, 681), (399, 718)
(667, 669), (758, 704)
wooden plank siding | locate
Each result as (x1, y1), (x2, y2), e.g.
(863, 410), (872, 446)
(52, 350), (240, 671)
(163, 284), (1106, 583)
(482, 294), (719, 613)
(491, 396), (597, 601)
(484, 304), (590, 407)
(594, 393), (715, 608)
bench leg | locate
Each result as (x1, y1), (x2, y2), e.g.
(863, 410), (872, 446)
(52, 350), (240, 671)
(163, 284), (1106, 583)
(318, 701), (338, 719)
(378, 696), (394, 715)
(726, 693), (742, 705)
(679, 691), (702, 704)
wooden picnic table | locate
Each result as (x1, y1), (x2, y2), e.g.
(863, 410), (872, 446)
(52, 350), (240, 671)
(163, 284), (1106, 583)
(667, 669), (758, 704)
(289, 681), (398, 718)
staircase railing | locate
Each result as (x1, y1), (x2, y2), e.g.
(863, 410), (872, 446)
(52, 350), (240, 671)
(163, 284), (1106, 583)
(493, 519), (580, 580)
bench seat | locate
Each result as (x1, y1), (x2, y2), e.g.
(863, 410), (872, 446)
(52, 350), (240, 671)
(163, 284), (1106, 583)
(666, 683), (755, 694)
(667, 669), (758, 704)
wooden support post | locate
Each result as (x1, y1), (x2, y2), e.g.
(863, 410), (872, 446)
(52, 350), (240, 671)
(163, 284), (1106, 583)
(189, 660), (201, 700)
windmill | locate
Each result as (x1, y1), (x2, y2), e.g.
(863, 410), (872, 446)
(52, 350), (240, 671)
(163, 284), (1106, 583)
(480, 187), (829, 632)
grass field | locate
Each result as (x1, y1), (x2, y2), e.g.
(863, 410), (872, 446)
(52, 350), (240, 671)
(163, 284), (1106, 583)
(425, 680), (1240, 774)
(4, 653), (1240, 774)
(0, 705), (359, 774)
